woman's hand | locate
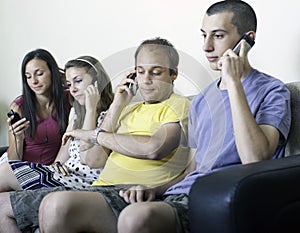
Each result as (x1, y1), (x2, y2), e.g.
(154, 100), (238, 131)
(62, 129), (94, 145)
(85, 81), (100, 112)
(7, 117), (29, 138)
(52, 161), (70, 176)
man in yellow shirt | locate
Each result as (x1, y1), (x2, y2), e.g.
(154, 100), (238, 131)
(1, 37), (190, 232)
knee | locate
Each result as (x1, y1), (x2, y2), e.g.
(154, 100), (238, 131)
(0, 163), (15, 191)
(0, 192), (13, 217)
(118, 203), (155, 233)
(0, 192), (18, 229)
(39, 192), (69, 229)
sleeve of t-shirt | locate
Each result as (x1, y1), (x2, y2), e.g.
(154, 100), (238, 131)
(255, 83), (291, 140)
(188, 103), (198, 148)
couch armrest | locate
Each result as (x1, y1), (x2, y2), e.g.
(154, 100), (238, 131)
(189, 154), (300, 233)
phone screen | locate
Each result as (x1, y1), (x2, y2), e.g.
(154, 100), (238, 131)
(232, 34), (255, 55)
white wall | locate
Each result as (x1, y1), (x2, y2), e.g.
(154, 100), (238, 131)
(1, 0), (300, 146)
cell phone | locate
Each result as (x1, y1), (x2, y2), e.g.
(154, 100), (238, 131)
(7, 109), (21, 125)
(232, 34), (255, 55)
(126, 72), (138, 95)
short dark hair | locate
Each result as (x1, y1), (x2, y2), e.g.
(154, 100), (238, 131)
(134, 37), (179, 75)
(206, 0), (257, 35)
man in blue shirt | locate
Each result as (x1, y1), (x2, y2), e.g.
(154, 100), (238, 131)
(115, 1), (291, 233)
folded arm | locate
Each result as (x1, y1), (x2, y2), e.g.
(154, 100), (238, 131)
(119, 148), (196, 203)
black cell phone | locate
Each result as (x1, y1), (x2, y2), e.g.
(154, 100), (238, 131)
(126, 72), (138, 95)
(7, 109), (21, 124)
(232, 34), (255, 55)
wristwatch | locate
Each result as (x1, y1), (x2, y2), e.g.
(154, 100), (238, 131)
(92, 127), (106, 146)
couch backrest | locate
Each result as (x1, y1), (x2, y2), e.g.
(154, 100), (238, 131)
(285, 81), (300, 156)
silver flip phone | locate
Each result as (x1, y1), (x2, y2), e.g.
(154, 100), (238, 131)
(233, 34), (255, 55)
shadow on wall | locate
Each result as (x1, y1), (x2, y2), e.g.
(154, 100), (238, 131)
(0, 102), (9, 146)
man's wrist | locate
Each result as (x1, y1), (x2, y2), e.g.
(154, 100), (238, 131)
(92, 127), (106, 145)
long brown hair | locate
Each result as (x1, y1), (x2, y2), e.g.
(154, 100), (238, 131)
(64, 56), (114, 129)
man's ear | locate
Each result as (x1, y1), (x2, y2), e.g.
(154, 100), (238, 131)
(171, 68), (178, 81)
(247, 31), (256, 41)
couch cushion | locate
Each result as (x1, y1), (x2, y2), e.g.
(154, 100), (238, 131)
(285, 82), (300, 156)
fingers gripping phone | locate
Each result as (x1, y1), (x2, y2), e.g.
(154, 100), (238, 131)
(7, 109), (21, 125)
(233, 34), (255, 55)
(126, 72), (138, 95)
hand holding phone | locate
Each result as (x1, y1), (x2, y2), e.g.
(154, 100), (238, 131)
(7, 109), (21, 125)
(232, 34), (255, 55)
(126, 72), (138, 95)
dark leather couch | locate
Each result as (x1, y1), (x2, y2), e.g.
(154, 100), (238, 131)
(189, 81), (300, 233)
(189, 154), (300, 233)
(0, 146), (7, 156)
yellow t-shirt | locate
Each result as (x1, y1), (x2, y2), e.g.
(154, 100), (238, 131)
(92, 93), (190, 187)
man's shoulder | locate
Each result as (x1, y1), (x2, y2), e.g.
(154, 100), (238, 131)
(189, 80), (218, 106)
(164, 93), (191, 111)
(248, 69), (286, 87)
(166, 93), (191, 104)
(245, 69), (289, 97)
(170, 93), (190, 99)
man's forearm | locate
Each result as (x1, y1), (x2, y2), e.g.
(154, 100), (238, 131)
(100, 102), (126, 132)
(97, 123), (181, 160)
